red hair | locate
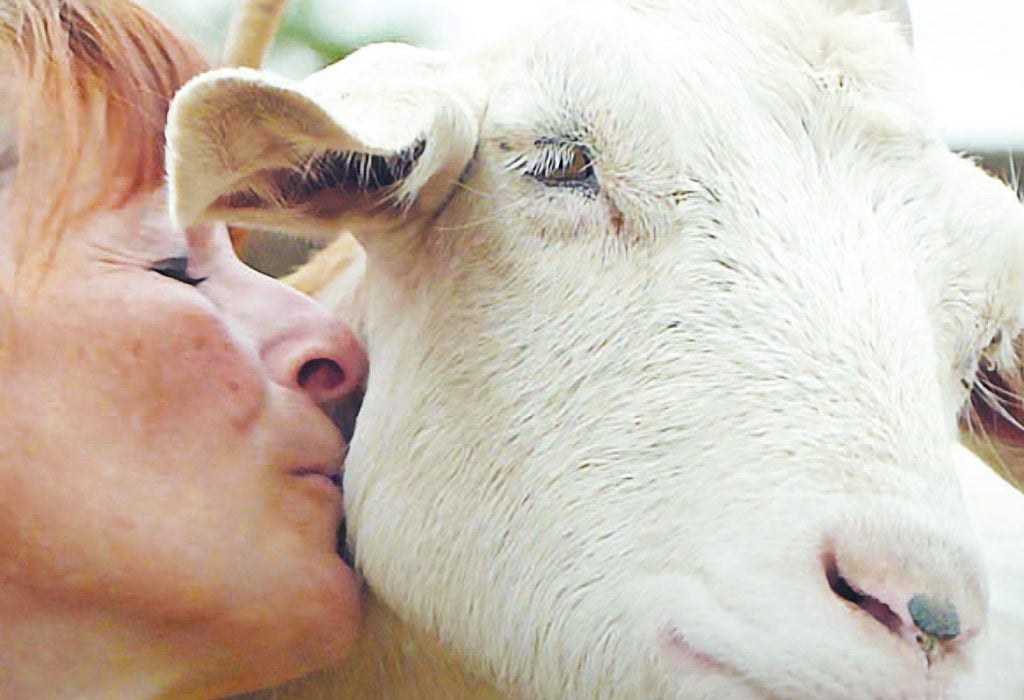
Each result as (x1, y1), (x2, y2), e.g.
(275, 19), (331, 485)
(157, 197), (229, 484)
(2, 0), (208, 265)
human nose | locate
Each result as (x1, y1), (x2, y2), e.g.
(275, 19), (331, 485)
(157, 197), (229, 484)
(262, 310), (368, 406)
(229, 270), (368, 407)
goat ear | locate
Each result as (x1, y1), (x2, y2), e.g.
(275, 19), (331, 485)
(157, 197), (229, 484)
(821, 0), (912, 44)
(166, 43), (486, 243)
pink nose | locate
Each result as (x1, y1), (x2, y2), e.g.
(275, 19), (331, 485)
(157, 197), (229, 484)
(825, 556), (961, 652)
(821, 517), (985, 666)
(263, 315), (368, 408)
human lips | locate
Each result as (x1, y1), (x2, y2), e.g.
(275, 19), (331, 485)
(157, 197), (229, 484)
(289, 458), (345, 503)
(283, 423), (347, 505)
(280, 402), (350, 493)
(290, 463), (342, 486)
(287, 457), (346, 549)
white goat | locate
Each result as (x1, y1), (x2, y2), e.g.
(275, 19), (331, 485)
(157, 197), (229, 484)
(167, 1), (1024, 697)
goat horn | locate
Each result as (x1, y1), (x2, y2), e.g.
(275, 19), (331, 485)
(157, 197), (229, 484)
(221, 0), (289, 253)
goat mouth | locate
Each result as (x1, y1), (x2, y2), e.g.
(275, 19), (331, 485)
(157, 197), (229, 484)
(659, 627), (773, 698)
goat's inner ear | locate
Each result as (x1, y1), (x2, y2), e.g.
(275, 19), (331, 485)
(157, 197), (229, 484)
(215, 141), (427, 219)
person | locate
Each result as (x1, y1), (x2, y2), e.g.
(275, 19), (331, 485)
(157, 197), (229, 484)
(0, 1), (368, 697)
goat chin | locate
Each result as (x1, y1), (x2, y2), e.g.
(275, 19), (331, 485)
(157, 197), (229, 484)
(238, 594), (504, 700)
(233, 442), (1023, 700)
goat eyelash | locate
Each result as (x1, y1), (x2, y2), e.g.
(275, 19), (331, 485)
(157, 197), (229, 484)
(507, 140), (600, 194)
(959, 326), (1024, 434)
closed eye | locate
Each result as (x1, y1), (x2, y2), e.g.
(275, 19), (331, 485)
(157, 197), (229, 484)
(151, 256), (206, 286)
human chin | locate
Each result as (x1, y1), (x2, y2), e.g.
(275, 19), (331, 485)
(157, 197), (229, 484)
(202, 554), (361, 695)
(202, 471), (361, 690)
(253, 392), (363, 642)
(264, 545), (361, 658)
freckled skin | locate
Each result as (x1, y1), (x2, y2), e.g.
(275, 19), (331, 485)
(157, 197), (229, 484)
(0, 192), (364, 695)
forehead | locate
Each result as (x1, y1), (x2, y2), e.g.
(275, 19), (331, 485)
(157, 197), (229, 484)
(485, 0), (926, 172)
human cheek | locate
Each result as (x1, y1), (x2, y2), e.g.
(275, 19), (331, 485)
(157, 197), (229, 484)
(111, 309), (268, 435)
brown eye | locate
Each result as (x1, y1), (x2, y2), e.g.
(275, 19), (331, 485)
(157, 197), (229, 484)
(526, 143), (599, 193)
(547, 146), (592, 180)
(151, 256), (206, 286)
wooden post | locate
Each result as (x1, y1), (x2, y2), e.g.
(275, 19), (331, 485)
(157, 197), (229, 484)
(220, 0), (289, 253)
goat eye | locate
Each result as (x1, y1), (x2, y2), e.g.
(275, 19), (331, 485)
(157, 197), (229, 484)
(526, 143), (599, 192)
(547, 146), (592, 181)
(151, 256), (206, 286)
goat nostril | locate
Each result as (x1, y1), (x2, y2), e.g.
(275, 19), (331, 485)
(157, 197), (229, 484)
(824, 556), (903, 636)
(908, 595), (960, 641)
(297, 358), (346, 399)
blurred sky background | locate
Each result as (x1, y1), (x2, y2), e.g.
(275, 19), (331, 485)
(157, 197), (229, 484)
(138, 0), (1024, 154)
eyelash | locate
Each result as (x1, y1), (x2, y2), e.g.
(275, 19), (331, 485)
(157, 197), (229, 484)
(508, 142), (599, 193)
(957, 329), (1006, 392)
(151, 256), (206, 286)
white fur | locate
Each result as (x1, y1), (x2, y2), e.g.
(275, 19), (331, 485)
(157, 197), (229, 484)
(954, 445), (1024, 699)
(167, 1), (1024, 698)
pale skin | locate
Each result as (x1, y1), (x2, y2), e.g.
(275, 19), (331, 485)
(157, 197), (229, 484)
(0, 190), (368, 699)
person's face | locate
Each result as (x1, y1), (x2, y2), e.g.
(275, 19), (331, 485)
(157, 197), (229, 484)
(0, 189), (367, 690)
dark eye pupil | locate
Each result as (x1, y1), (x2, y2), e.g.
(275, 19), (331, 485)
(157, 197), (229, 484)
(549, 148), (590, 179)
(151, 256), (205, 286)
(527, 144), (598, 193)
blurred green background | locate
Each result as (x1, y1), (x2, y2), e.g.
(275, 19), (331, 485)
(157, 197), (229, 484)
(138, 0), (422, 78)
